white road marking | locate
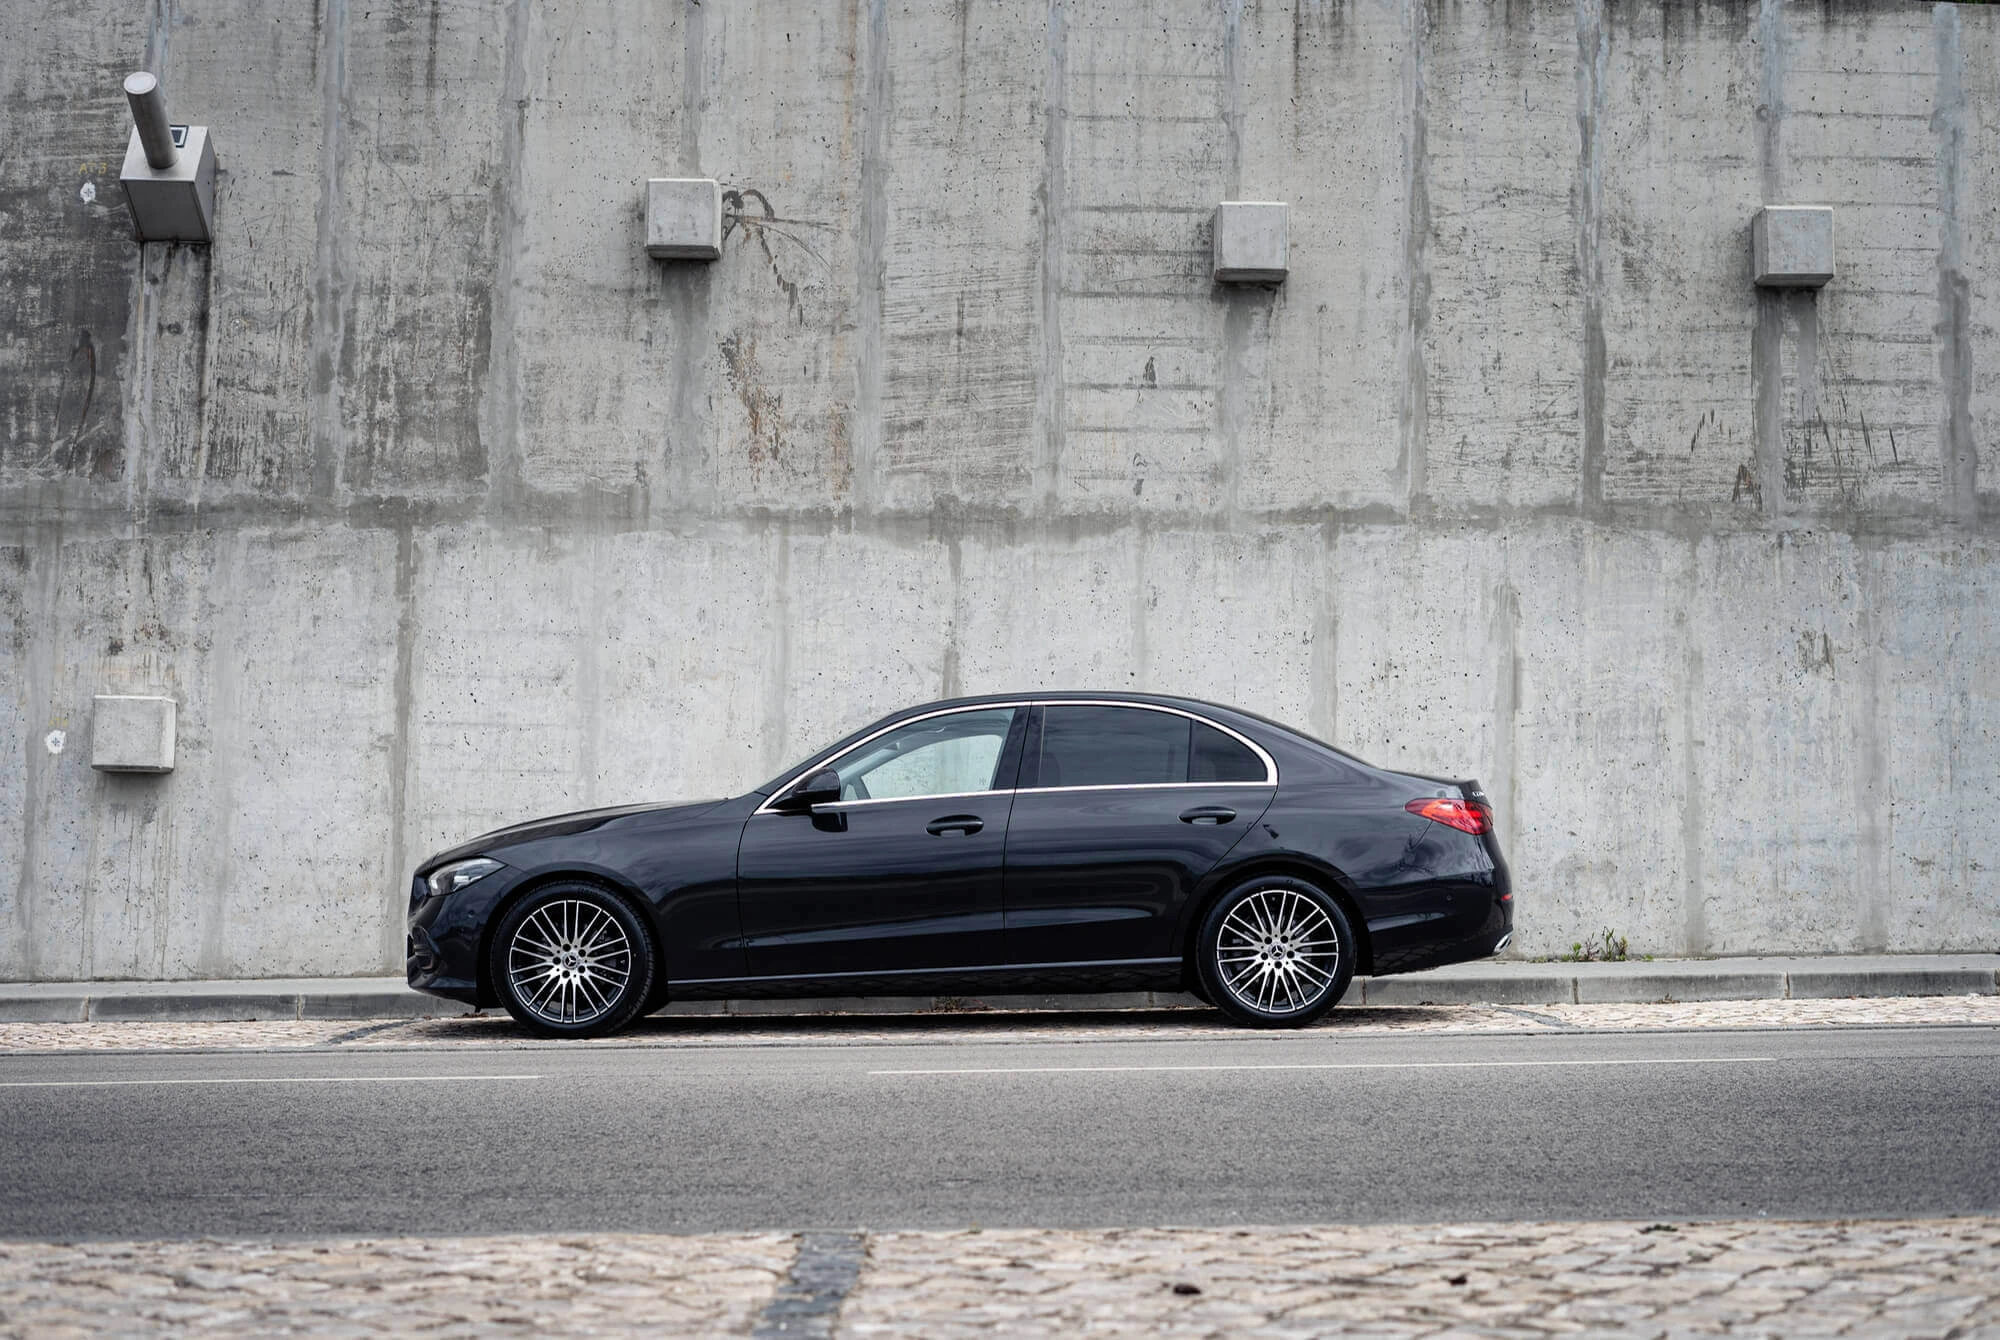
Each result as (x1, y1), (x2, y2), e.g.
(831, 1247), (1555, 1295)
(0, 1075), (542, 1089)
(872, 1057), (1775, 1076)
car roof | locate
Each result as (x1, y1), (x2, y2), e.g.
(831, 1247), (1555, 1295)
(753, 691), (1367, 795)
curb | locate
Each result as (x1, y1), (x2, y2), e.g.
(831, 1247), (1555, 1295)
(1358, 967), (2000, 1007)
(1, 958), (1995, 1024)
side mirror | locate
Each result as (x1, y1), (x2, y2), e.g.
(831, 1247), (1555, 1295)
(776, 767), (843, 813)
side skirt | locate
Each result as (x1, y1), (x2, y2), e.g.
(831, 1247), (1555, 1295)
(668, 958), (1184, 1001)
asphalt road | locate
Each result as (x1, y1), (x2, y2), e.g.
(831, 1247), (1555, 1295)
(2, 1025), (1995, 1239)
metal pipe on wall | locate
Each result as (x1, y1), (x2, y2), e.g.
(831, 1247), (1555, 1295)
(123, 72), (177, 170)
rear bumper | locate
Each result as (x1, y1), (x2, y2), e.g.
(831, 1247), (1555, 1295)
(1371, 894), (1513, 976)
(1369, 834), (1513, 977)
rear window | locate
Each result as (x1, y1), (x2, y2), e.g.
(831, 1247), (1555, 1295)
(1037, 706), (1189, 787)
(1034, 707), (1268, 787)
(1191, 722), (1264, 782)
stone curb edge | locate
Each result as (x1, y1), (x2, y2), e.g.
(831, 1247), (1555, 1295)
(1, 967), (1995, 1023)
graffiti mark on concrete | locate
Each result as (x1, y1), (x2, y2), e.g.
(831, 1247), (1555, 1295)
(52, 329), (97, 460)
(723, 188), (833, 325)
(1731, 462), (1760, 507)
(1797, 629), (1835, 677)
(718, 332), (790, 472)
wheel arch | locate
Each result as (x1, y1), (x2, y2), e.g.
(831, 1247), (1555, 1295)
(475, 866), (664, 1008)
(1178, 855), (1375, 985)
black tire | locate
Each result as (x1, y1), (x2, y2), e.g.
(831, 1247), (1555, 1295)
(1195, 876), (1355, 1028)
(489, 881), (656, 1039)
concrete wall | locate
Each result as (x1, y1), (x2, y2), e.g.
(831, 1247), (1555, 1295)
(2, 0), (1996, 981)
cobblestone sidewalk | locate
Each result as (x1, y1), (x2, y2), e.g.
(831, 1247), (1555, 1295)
(846, 1219), (2000, 1338)
(1, 1218), (1995, 1338)
(0, 1233), (792, 1338)
(1, 995), (1998, 1053)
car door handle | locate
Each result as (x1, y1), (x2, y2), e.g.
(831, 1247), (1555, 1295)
(926, 814), (984, 836)
(1179, 806), (1236, 825)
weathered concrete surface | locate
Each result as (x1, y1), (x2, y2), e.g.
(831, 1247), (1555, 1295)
(1, 0), (1996, 979)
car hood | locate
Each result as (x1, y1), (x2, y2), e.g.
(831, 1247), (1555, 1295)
(418, 797), (730, 873)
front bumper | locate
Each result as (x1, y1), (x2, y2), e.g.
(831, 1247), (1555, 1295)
(406, 865), (527, 1007)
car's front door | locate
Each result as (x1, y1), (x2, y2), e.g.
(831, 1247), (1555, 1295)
(1001, 703), (1276, 968)
(737, 706), (1024, 982)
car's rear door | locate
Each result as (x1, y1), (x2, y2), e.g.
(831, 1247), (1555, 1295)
(1000, 703), (1276, 967)
(736, 706), (1025, 980)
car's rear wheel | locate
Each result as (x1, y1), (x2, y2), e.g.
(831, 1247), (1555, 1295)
(491, 882), (655, 1039)
(1196, 876), (1354, 1028)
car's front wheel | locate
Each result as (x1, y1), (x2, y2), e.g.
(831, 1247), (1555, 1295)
(1196, 877), (1355, 1028)
(490, 882), (655, 1038)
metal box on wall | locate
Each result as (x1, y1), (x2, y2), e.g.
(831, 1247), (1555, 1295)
(119, 125), (217, 243)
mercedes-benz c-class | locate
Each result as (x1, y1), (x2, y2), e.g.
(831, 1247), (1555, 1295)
(407, 693), (1512, 1036)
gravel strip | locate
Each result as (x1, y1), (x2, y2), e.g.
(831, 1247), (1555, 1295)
(1, 996), (1997, 1054)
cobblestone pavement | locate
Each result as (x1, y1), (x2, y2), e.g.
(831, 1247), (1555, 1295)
(0, 1233), (792, 1338)
(1, 1219), (1994, 1337)
(2, 996), (1998, 1054)
(845, 1219), (2000, 1338)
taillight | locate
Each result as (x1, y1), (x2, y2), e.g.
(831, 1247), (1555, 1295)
(1406, 796), (1492, 834)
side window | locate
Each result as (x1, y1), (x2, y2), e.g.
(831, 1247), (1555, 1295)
(1037, 706), (1190, 787)
(831, 708), (1017, 802)
(1191, 722), (1265, 782)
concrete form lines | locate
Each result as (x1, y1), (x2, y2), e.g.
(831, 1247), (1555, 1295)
(1852, 550), (1889, 952)
(1034, 0), (1069, 514)
(1395, 0), (1431, 516)
(1489, 577), (1522, 874)
(1575, 0), (1608, 518)
(306, 0), (350, 503)
(477, 0), (534, 520)
(1680, 551), (1708, 957)
(126, 0), (174, 529)
(1932, 4), (1978, 523)
(382, 528), (419, 972)
(1217, 0), (1246, 528)
(1756, 0), (1787, 203)
(850, 0), (891, 517)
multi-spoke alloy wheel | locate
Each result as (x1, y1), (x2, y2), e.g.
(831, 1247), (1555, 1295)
(1196, 877), (1355, 1027)
(491, 884), (654, 1038)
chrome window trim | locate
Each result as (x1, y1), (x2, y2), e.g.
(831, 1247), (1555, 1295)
(1013, 781), (1273, 795)
(809, 788), (1009, 813)
(1031, 699), (1279, 789)
(754, 697), (1276, 816)
(753, 702), (1033, 817)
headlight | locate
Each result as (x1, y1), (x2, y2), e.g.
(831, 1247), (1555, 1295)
(426, 858), (504, 900)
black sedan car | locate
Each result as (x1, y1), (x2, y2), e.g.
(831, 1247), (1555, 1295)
(407, 693), (1512, 1036)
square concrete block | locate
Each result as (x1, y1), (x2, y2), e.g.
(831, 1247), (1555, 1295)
(1574, 971), (1786, 1004)
(1753, 206), (1834, 288)
(1359, 972), (1577, 1006)
(119, 125), (217, 243)
(646, 177), (723, 260)
(1212, 201), (1289, 283)
(1786, 967), (1996, 999)
(91, 694), (177, 773)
